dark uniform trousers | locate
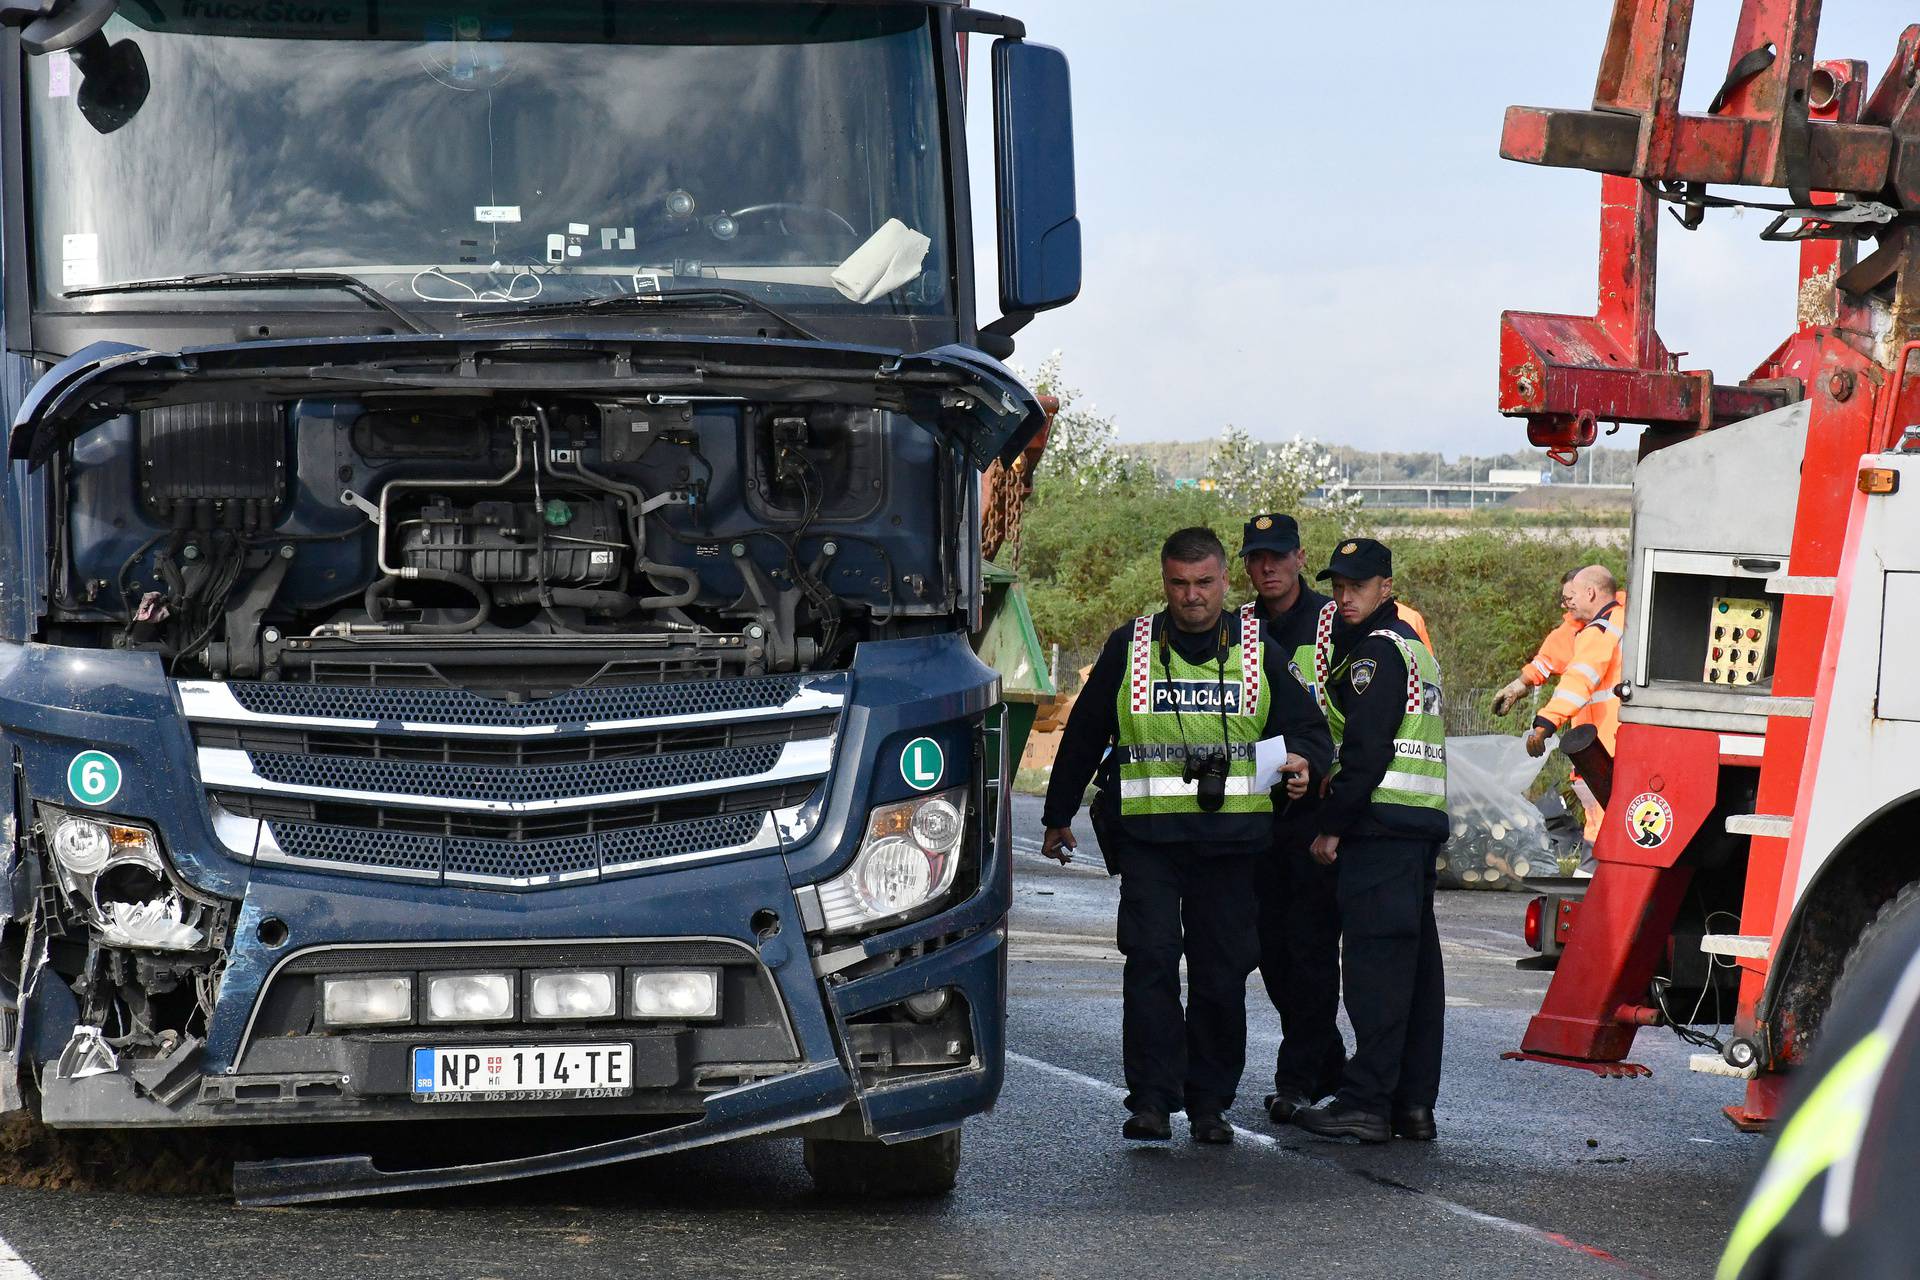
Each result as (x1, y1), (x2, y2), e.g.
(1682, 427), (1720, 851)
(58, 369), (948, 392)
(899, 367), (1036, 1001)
(1115, 837), (1259, 1117)
(1256, 816), (1347, 1098)
(1334, 835), (1445, 1117)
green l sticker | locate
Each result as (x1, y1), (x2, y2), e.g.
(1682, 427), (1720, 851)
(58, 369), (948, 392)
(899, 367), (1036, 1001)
(901, 737), (944, 792)
(67, 750), (123, 806)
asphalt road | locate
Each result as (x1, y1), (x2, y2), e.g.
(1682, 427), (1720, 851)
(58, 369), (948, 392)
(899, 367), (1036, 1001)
(0, 794), (1765, 1280)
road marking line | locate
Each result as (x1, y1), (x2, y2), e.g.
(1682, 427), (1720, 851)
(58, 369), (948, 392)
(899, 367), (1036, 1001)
(1006, 1052), (1657, 1278)
(1013, 848), (1108, 877)
(0, 1235), (42, 1280)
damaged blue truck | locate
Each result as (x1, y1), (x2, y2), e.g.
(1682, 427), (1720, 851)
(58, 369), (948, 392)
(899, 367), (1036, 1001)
(0, 0), (1077, 1202)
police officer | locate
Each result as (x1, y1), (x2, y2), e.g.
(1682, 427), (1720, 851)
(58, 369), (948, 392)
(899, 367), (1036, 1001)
(1294, 538), (1448, 1144)
(1237, 513), (1348, 1122)
(1042, 527), (1333, 1144)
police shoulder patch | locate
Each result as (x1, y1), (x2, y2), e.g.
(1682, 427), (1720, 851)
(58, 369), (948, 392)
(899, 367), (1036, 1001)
(1349, 659), (1376, 692)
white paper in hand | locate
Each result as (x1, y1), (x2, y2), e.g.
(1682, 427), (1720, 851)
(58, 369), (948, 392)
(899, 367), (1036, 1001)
(1252, 736), (1291, 792)
(832, 218), (931, 304)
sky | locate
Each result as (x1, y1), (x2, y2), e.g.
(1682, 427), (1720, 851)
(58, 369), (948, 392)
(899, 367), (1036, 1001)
(964, 1), (1913, 454)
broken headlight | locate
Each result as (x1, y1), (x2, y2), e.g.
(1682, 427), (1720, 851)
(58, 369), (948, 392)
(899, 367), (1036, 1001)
(35, 805), (206, 951)
(48, 809), (156, 878)
(816, 786), (967, 935)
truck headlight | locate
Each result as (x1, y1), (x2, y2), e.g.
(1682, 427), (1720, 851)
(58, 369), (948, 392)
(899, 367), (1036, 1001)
(35, 806), (208, 947)
(817, 786), (968, 933)
(44, 809), (158, 878)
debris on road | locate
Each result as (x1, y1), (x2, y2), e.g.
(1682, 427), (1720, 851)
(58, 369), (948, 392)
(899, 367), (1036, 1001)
(0, 1113), (245, 1196)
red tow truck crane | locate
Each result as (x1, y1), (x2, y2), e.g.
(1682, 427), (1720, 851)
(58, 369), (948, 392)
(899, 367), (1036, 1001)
(1499, 1), (1920, 1128)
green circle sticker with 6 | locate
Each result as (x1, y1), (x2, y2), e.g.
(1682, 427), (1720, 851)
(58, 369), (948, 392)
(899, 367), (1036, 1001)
(901, 737), (944, 792)
(67, 750), (122, 806)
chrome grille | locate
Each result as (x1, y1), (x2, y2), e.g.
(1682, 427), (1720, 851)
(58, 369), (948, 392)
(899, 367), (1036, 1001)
(186, 674), (843, 889)
(210, 676), (818, 729)
(244, 742), (784, 804)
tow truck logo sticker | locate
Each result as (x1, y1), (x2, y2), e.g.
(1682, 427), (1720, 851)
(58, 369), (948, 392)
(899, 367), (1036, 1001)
(66, 750), (122, 806)
(901, 738), (945, 792)
(1626, 792), (1674, 848)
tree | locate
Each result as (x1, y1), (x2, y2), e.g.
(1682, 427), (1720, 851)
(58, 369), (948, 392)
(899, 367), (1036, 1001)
(1015, 352), (1146, 492)
(1202, 425), (1361, 520)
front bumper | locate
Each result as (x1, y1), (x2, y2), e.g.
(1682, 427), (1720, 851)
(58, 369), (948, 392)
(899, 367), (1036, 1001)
(227, 920), (1008, 1205)
(0, 635), (1011, 1199)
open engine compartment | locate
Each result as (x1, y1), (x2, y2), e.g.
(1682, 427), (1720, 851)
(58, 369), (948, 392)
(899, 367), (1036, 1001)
(48, 394), (961, 689)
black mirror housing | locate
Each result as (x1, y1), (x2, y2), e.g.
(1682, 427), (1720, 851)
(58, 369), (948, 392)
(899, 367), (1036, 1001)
(990, 40), (1081, 331)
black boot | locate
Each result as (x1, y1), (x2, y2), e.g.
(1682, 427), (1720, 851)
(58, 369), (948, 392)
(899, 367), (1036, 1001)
(1293, 1102), (1390, 1144)
(1391, 1106), (1437, 1141)
(1123, 1108), (1172, 1141)
(1189, 1111), (1234, 1145)
(1265, 1090), (1314, 1125)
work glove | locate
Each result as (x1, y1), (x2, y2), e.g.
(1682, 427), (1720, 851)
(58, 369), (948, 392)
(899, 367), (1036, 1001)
(1491, 677), (1530, 717)
(1524, 725), (1551, 758)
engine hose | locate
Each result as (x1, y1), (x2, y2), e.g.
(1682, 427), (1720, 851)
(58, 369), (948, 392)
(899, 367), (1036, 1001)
(365, 569), (491, 634)
(495, 585), (638, 615)
(636, 560), (700, 609)
(532, 403), (652, 559)
(363, 575), (389, 623)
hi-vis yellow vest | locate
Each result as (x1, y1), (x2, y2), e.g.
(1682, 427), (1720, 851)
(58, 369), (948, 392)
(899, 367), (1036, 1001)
(1112, 610), (1272, 843)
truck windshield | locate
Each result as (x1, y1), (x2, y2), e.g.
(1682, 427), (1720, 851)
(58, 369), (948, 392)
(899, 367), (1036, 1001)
(26, 2), (950, 322)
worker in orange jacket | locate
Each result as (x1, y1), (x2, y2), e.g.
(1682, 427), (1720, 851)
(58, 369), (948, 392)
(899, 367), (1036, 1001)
(1491, 574), (1627, 718)
(1525, 567), (1622, 757)
(1521, 568), (1625, 865)
(1492, 572), (1624, 848)
(1396, 602), (1433, 657)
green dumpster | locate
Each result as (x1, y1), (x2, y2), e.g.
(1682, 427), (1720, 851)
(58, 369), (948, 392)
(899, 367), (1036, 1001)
(973, 559), (1056, 773)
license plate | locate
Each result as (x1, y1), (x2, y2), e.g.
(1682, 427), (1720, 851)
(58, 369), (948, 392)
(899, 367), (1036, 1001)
(412, 1044), (633, 1102)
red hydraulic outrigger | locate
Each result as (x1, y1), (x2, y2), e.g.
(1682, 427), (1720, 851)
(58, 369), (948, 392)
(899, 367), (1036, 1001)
(1495, 1), (1920, 1126)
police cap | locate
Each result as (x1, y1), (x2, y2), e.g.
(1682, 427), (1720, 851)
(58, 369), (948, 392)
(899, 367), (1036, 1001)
(1238, 513), (1300, 557)
(1316, 537), (1393, 582)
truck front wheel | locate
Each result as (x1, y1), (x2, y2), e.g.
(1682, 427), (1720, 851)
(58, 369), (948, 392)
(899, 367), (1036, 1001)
(802, 1128), (961, 1197)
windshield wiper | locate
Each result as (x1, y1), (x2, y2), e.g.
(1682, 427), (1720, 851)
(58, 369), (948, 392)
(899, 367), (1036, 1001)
(66, 272), (431, 335)
(461, 288), (823, 342)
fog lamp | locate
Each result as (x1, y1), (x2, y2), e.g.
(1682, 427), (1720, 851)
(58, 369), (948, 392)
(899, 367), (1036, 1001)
(903, 988), (952, 1021)
(425, 973), (514, 1023)
(528, 970), (618, 1020)
(322, 976), (414, 1027)
(629, 969), (720, 1020)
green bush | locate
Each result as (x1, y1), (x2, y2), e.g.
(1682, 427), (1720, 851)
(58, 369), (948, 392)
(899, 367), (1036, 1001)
(1389, 529), (1627, 697)
(1011, 358), (1627, 700)
(1023, 497), (1626, 703)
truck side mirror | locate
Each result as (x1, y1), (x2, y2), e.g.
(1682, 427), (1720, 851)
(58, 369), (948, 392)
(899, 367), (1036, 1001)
(984, 39), (1080, 347)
